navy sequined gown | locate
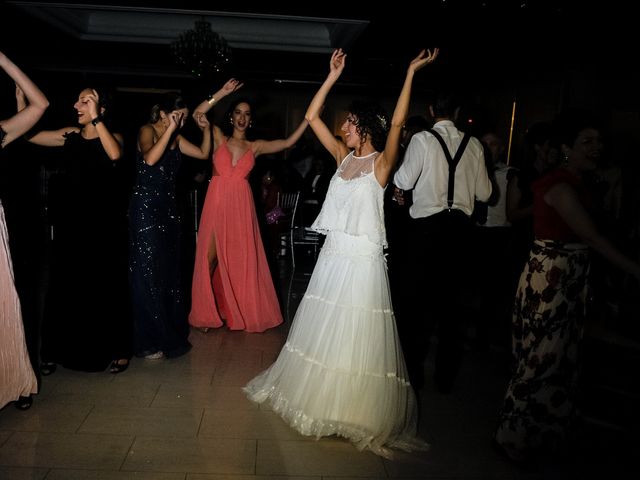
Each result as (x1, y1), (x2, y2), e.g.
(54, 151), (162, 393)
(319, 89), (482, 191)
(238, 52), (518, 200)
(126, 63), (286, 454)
(129, 147), (190, 358)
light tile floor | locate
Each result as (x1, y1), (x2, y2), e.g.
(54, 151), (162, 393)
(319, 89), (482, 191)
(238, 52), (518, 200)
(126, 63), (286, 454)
(0, 266), (633, 479)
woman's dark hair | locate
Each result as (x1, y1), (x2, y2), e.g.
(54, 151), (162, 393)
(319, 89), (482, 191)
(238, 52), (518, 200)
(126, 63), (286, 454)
(87, 87), (110, 111)
(223, 97), (255, 137)
(149, 92), (187, 123)
(519, 121), (554, 167)
(348, 100), (389, 152)
(552, 109), (601, 149)
(80, 87), (112, 121)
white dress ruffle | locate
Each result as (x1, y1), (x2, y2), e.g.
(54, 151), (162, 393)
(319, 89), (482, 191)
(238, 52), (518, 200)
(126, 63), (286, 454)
(244, 153), (428, 456)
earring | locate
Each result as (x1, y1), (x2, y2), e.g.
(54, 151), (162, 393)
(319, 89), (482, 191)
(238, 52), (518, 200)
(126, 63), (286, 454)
(230, 118), (234, 125)
(248, 121), (253, 129)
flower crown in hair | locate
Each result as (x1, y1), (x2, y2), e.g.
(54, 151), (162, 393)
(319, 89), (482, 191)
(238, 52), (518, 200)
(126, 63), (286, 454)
(376, 114), (388, 130)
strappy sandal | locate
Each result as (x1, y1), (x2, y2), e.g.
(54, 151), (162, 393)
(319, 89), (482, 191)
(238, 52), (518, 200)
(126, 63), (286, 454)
(109, 359), (130, 374)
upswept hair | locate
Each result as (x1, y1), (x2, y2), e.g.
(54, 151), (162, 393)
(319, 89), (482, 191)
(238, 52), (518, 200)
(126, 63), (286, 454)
(149, 92), (187, 123)
(348, 100), (389, 152)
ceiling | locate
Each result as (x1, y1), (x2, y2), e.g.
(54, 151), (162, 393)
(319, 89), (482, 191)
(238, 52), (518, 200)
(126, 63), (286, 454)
(0, 1), (637, 103)
(8, 2), (368, 53)
(3, 1), (370, 87)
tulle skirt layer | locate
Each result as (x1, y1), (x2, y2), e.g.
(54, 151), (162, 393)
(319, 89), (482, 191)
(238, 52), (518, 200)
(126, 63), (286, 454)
(245, 231), (428, 456)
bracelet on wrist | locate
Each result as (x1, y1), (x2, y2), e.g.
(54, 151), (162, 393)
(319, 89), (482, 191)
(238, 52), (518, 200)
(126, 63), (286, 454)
(91, 116), (103, 126)
(207, 96), (216, 106)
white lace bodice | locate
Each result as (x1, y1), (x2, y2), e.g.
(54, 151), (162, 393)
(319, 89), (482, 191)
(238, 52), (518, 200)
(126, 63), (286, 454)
(311, 151), (387, 247)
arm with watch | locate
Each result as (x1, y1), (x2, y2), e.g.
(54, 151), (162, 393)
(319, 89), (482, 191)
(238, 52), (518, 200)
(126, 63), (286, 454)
(86, 89), (122, 161)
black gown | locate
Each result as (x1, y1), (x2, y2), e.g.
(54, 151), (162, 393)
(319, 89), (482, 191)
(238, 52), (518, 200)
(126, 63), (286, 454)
(128, 147), (190, 358)
(42, 131), (132, 372)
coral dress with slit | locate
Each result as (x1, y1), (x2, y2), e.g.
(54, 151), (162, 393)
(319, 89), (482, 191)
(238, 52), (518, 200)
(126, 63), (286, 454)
(189, 140), (283, 332)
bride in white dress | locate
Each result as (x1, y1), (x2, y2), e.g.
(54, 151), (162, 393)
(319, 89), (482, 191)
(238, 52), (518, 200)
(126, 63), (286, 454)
(244, 47), (439, 457)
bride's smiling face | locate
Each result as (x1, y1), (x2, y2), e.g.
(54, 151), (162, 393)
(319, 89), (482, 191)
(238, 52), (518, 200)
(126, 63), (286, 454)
(341, 113), (361, 148)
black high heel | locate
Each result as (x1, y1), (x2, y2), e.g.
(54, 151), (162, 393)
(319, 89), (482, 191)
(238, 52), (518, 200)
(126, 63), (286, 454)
(40, 362), (57, 376)
(109, 359), (129, 374)
(15, 395), (33, 410)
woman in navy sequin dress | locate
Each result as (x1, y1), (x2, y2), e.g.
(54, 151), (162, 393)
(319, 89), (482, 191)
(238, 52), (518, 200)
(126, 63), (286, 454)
(129, 93), (211, 359)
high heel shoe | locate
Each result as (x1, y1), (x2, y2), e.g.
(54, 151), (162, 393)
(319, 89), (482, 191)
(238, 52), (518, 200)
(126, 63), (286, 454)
(109, 359), (130, 374)
(15, 395), (33, 410)
(40, 362), (57, 376)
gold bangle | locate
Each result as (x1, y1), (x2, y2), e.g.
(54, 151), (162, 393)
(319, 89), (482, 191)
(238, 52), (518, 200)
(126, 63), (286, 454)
(207, 96), (216, 106)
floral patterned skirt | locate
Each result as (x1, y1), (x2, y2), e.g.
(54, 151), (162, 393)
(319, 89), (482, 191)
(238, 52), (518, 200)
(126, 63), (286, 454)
(495, 239), (590, 456)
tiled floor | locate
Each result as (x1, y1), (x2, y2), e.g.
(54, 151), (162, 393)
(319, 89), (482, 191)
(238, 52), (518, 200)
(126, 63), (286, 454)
(0, 262), (634, 479)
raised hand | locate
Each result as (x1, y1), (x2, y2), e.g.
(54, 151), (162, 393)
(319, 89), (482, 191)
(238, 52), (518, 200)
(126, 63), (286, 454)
(221, 78), (243, 96)
(169, 110), (185, 130)
(85, 89), (100, 120)
(328, 48), (346, 80)
(409, 48), (439, 74)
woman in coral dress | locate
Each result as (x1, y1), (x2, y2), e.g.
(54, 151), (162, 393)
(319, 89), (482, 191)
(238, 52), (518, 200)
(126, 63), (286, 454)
(189, 81), (308, 332)
(0, 49), (48, 410)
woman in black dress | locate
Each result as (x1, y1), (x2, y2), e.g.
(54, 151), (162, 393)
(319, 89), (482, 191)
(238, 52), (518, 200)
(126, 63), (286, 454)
(23, 87), (132, 374)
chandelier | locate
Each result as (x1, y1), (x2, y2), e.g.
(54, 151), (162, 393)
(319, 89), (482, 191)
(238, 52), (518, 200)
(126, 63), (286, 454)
(171, 20), (232, 78)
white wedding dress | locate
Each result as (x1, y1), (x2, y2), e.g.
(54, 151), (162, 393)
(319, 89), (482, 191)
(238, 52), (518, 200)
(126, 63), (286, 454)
(244, 151), (427, 456)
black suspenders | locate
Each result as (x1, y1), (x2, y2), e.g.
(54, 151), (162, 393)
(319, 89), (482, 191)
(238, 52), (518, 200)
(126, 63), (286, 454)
(428, 129), (471, 209)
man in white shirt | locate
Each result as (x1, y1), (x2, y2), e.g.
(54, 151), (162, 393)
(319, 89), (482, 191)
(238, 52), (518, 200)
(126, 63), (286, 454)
(393, 90), (492, 395)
